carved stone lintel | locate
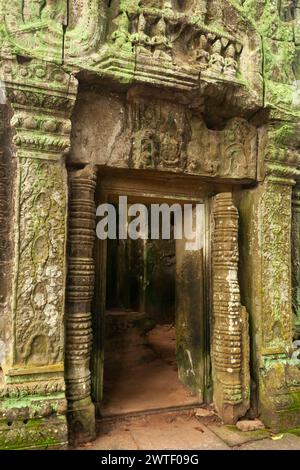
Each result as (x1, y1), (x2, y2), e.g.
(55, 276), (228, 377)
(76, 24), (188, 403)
(128, 95), (257, 180)
(212, 192), (250, 424)
(65, 164), (97, 445)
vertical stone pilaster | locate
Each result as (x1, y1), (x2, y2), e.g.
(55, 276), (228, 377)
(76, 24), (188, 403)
(0, 57), (78, 449)
(255, 168), (300, 429)
(0, 104), (14, 371)
(239, 121), (300, 431)
(212, 192), (250, 424)
(65, 165), (97, 445)
(292, 185), (300, 337)
(260, 173), (294, 355)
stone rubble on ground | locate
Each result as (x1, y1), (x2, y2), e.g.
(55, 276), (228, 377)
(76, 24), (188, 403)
(236, 419), (265, 432)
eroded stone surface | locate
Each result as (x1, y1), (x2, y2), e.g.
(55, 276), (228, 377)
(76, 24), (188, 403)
(0, 0), (299, 450)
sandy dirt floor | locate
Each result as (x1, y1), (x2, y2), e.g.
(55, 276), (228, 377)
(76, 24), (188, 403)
(101, 324), (199, 416)
(76, 409), (300, 451)
(87, 321), (300, 451)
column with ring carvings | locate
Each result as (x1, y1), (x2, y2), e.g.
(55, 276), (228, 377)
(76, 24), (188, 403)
(212, 192), (250, 424)
(65, 165), (97, 445)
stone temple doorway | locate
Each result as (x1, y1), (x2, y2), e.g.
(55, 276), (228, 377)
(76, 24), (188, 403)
(66, 166), (250, 443)
(91, 169), (211, 419)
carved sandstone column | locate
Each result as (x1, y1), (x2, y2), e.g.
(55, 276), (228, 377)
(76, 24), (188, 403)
(212, 192), (250, 424)
(65, 165), (97, 445)
(0, 57), (77, 449)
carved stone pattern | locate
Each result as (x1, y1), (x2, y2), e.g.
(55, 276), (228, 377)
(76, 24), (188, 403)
(3, 1), (66, 62)
(0, 418), (67, 450)
(292, 187), (300, 333)
(65, 165), (97, 405)
(212, 192), (249, 423)
(3, 59), (78, 371)
(129, 97), (188, 172)
(2, 60), (78, 117)
(261, 179), (293, 352)
(187, 117), (257, 179)
(11, 110), (71, 156)
(13, 158), (67, 366)
(0, 379), (65, 399)
(107, 4), (242, 77)
(67, 0), (104, 57)
(129, 98), (257, 179)
(0, 106), (12, 261)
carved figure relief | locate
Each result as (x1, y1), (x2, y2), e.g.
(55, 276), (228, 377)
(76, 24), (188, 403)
(220, 118), (257, 178)
(128, 98), (257, 179)
(111, 12), (131, 52)
(186, 115), (257, 180)
(130, 97), (187, 171)
(103, 1), (243, 83)
(23, 0), (65, 23)
(186, 116), (219, 175)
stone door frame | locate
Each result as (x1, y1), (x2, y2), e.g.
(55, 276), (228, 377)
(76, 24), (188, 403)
(90, 168), (213, 413)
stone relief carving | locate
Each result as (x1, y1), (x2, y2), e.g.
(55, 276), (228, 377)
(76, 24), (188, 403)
(0, 105), (14, 370)
(292, 186), (300, 336)
(2, 58), (77, 369)
(187, 116), (257, 179)
(0, 378), (65, 399)
(66, 0), (105, 57)
(107, 2), (243, 78)
(61, 0), (252, 94)
(128, 97), (257, 179)
(2, 1), (67, 61)
(23, 0), (65, 23)
(129, 97), (188, 171)
(0, 57), (77, 449)
(15, 158), (67, 366)
(261, 181), (293, 352)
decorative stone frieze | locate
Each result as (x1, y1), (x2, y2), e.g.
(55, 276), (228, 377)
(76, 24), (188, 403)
(63, 0), (262, 107)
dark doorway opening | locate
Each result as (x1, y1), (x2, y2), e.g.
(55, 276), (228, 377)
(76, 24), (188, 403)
(98, 201), (205, 416)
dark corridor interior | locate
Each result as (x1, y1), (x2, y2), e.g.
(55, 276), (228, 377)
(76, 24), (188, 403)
(101, 220), (199, 416)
